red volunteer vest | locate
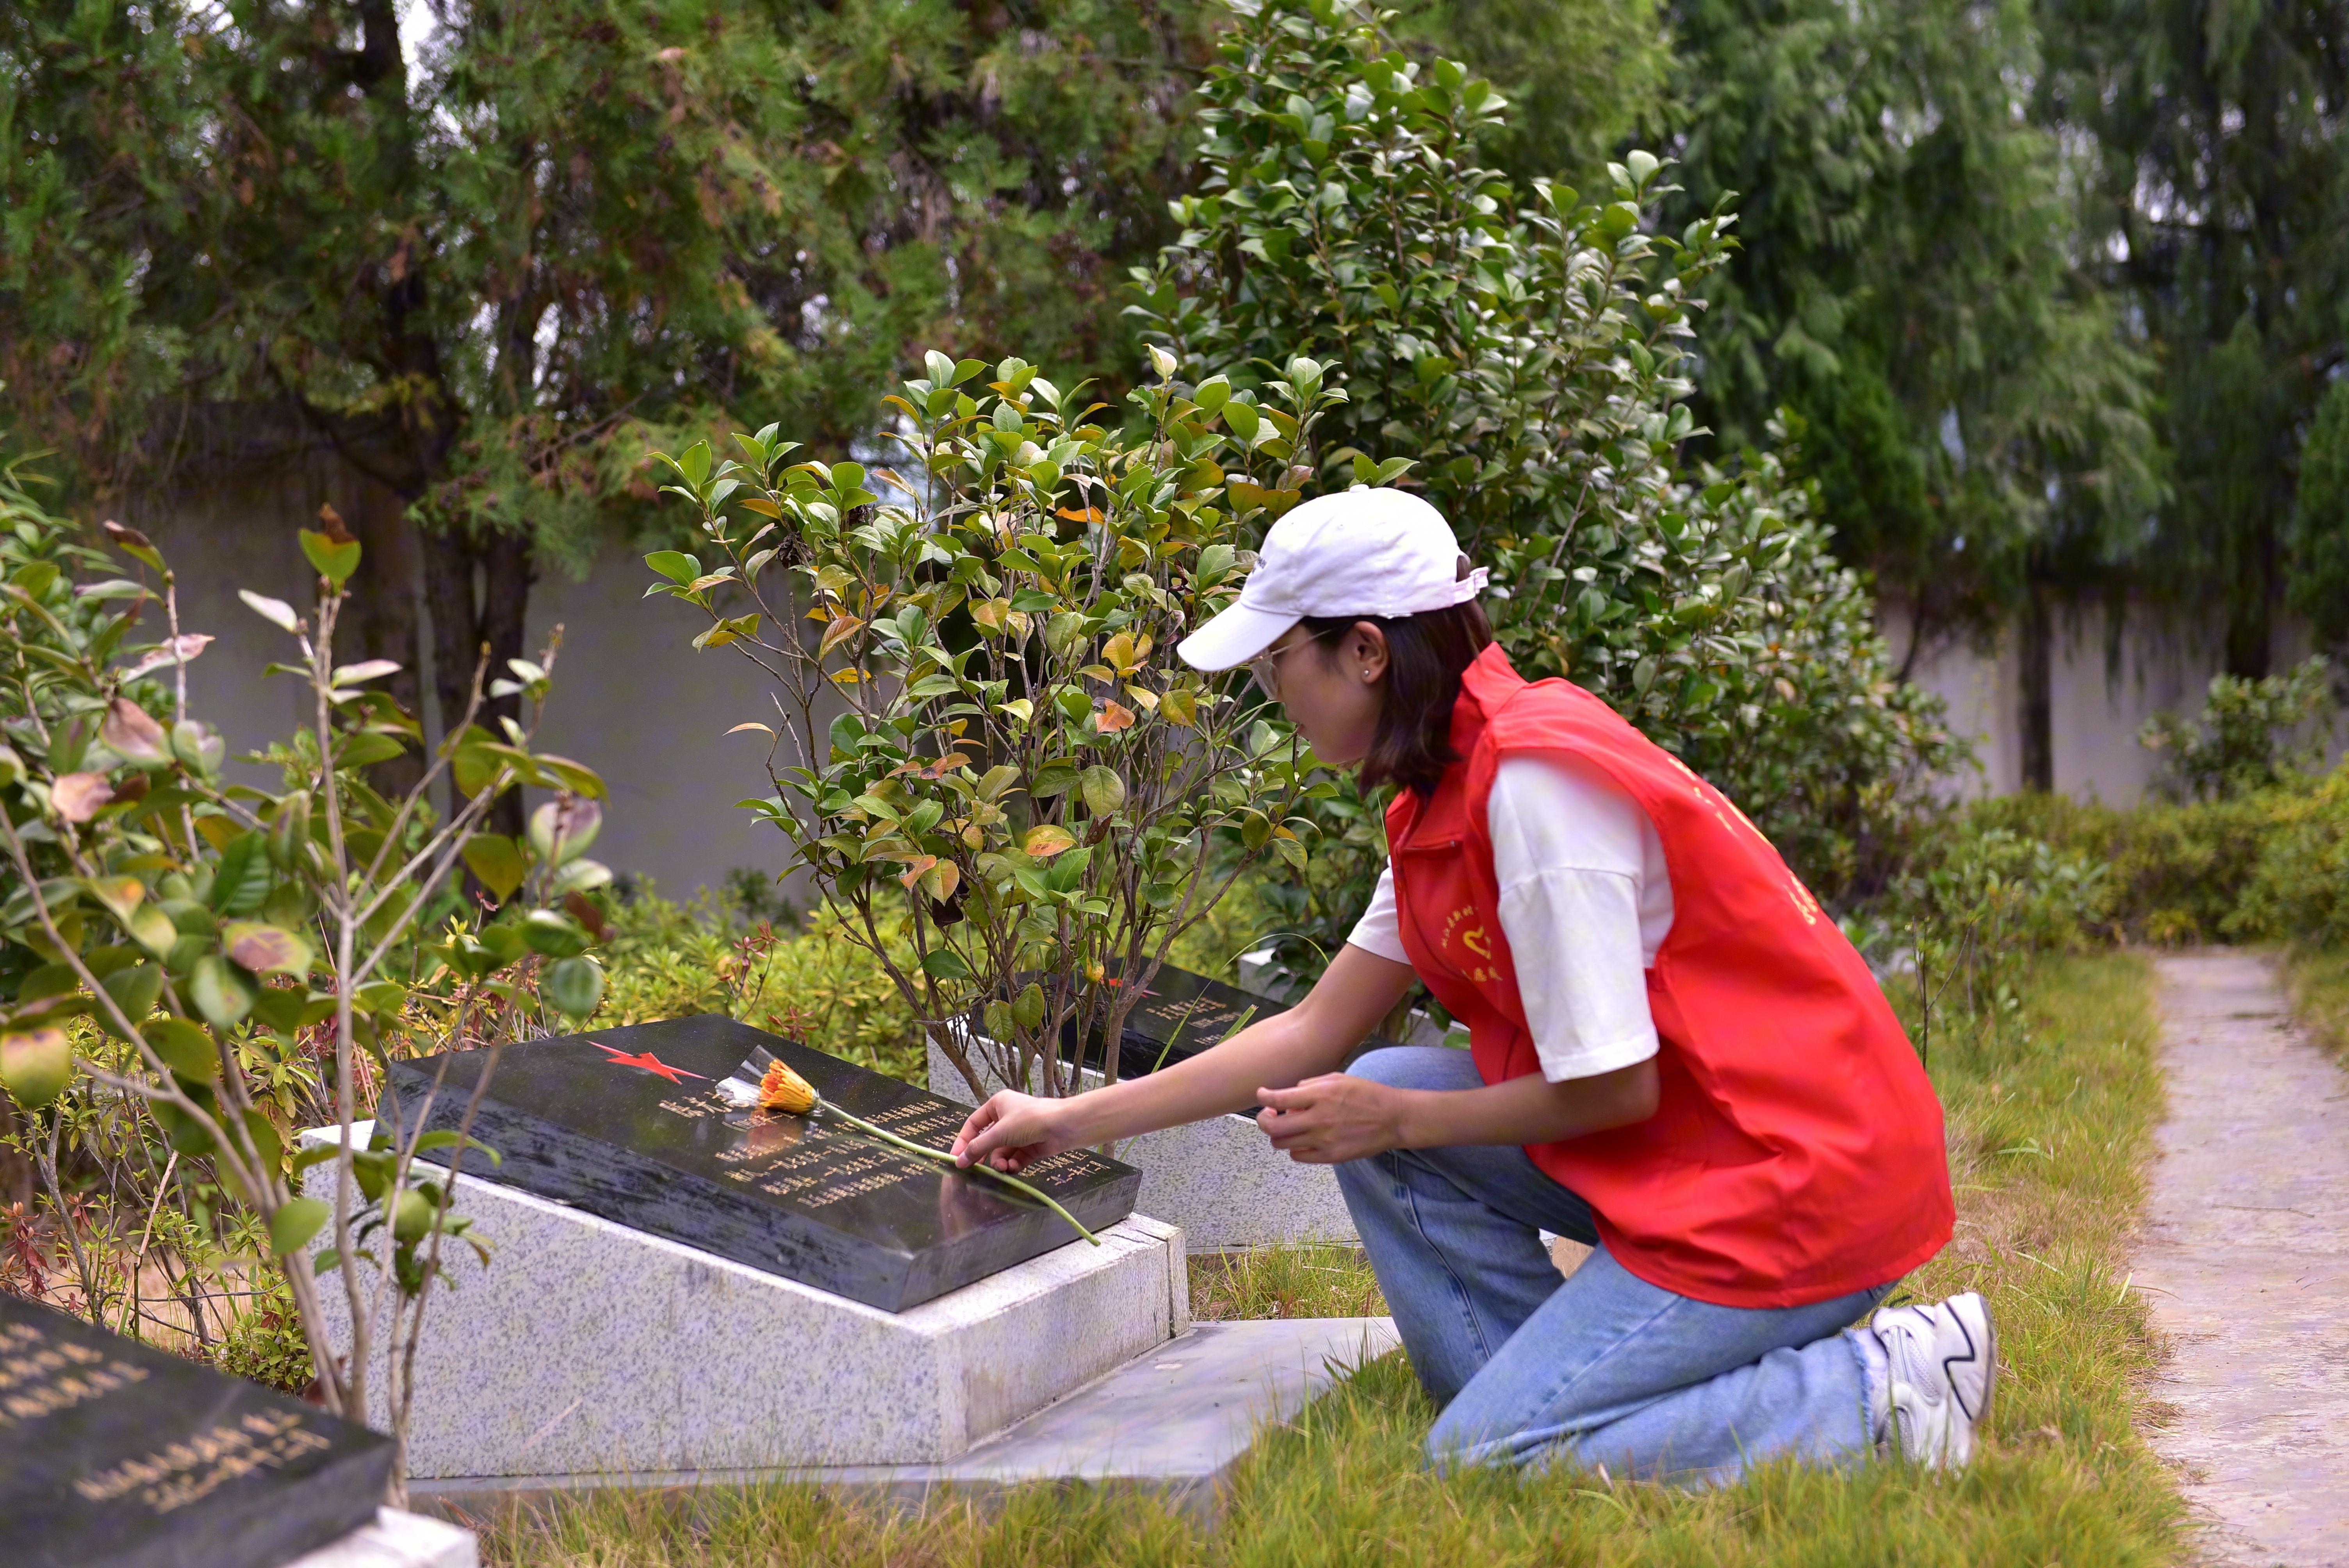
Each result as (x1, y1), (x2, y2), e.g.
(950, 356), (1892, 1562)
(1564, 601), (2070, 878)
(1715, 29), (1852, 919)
(1385, 646), (1953, 1308)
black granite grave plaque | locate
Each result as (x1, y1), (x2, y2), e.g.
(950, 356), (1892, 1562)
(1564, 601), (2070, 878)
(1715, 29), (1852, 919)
(2, 1292), (393, 1568)
(1093, 965), (1281, 1081)
(389, 1016), (1140, 1313)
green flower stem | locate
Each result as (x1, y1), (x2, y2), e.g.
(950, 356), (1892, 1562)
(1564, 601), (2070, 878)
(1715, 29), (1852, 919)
(814, 1098), (1101, 1245)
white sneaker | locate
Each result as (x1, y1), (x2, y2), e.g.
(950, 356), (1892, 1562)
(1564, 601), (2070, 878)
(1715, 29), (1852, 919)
(1870, 1291), (1997, 1470)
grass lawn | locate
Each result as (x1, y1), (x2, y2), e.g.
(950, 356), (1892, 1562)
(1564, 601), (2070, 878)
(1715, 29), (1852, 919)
(2283, 944), (2349, 1063)
(472, 951), (2187, 1566)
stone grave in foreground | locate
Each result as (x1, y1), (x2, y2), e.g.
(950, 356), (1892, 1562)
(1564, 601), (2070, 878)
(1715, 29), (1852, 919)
(408, 1315), (1401, 1520)
(932, 965), (1358, 1251)
(0, 1291), (471, 1568)
(309, 1016), (1187, 1481)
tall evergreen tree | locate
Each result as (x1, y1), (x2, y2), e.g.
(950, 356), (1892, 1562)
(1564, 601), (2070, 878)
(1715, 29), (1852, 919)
(1392, 0), (1673, 187)
(2039, 0), (2349, 678)
(1651, 0), (2157, 786)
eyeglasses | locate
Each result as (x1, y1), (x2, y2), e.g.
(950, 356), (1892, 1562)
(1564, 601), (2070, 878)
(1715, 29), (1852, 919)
(1247, 626), (1336, 703)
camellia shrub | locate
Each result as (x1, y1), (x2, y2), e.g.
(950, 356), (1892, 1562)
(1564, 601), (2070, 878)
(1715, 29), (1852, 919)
(648, 349), (1354, 1100)
(1130, 0), (1959, 975)
(2139, 655), (2335, 802)
(0, 461), (607, 1496)
(2234, 763), (2349, 946)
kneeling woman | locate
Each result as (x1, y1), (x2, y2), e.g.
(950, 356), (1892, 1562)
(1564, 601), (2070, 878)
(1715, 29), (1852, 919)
(952, 489), (1991, 1482)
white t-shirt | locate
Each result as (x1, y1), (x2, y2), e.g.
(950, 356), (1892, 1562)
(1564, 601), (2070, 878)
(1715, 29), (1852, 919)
(1347, 755), (1673, 1082)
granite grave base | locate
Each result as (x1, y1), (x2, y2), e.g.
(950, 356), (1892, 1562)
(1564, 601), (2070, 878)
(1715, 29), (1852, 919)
(290, 1508), (477, 1568)
(929, 1037), (1356, 1253)
(301, 1134), (1188, 1479)
(406, 1317), (1402, 1524)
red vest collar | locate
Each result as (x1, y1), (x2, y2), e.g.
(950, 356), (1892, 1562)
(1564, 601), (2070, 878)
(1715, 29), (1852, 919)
(1447, 643), (1525, 758)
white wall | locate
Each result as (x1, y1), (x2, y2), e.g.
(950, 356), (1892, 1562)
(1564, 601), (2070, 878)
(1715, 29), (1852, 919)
(524, 555), (792, 902)
(137, 482), (793, 902)
(1893, 600), (2341, 803)
(134, 479), (2339, 891)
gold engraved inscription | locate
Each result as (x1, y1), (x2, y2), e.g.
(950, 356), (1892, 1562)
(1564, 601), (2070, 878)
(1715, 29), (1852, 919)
(74, 1408), (331, 1514)
(1023, 1149), (1114, 1188)
(1142, 996), (1239, 1037)
(0, 1320), (150, 1429)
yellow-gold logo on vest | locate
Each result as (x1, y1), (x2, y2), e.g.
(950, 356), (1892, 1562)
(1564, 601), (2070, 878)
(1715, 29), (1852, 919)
(1438, 905), (1500, 982)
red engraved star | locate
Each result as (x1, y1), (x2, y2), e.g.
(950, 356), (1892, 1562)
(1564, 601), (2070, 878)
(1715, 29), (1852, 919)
(590, 1041), (707, 1084)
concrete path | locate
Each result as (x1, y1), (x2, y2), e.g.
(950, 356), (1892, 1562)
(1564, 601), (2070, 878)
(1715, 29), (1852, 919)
(2140, 952), (2349, 1567)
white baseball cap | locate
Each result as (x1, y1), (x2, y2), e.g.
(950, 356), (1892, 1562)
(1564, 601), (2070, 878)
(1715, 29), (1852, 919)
(1176, 488), (1488, 670)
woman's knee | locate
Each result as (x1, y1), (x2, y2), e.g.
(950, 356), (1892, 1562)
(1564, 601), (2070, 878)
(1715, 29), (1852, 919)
(1347, 1044), (1482, 1093)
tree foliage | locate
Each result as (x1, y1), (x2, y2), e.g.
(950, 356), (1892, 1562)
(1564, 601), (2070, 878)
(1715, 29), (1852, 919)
(1128, 0), (1958, 968)
(0, 455), (608, 1496)
(2037, 0), (2349, 675)
(1, 0), (1210, 781)
(1391, 0), (1673, 188)
(1661, 0), (2158, 657)
(647, 348), (1345, 1099)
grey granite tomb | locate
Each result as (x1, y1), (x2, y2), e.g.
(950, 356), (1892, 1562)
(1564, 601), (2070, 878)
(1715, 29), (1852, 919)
(309, 1019), (1187, 1478)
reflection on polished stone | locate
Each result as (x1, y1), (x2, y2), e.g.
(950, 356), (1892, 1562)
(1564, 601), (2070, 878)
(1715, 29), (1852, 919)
(390, 1016), (1140, 1311)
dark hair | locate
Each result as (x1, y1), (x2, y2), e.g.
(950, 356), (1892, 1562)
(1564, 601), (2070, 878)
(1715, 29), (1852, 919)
(1299, 597), (1493, 796)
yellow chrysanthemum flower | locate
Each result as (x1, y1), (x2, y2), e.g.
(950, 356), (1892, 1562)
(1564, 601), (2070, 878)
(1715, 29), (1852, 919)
(759, 1060), (818, 1114)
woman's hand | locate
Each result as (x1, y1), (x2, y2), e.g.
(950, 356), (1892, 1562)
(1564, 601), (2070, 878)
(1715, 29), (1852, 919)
(951, 1090), (1080, 1174)
(1253, 1073), (1410, 1164)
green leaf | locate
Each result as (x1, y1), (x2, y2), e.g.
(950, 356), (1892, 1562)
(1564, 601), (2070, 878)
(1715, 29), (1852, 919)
(354, 979), (409, 1015)
(415, 1128), (500, 1166)
(299, 529), (362, 586)
(462, 835), (527, 903)
(647, 549), (702, 585)
(128, 902), (178, 959)
(550, 858), (614, 894)
(97, 962), (164, 1036)
(920, 948), (973, 981)
(224, 921), (314, 976)
(0, 1028), (74, 1108)
(520, 909), (591, 958)
(336, 732), (407, 769)
(78, 875), (146, 924)
(542, 956), (605, 1019)
(146, 1017), (219, 1081)
(269, 1196), (330, 1257)
(533, 755), (606, 800)
(1081, 766), (1126, 817)
(478, 925), (531, 965)
(190, 954), (257, 1028)
(150, 1091), (219, 1158)
(210, 832), (273, 917)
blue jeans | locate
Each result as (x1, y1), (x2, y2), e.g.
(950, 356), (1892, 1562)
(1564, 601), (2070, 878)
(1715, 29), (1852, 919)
(1333, 1046), (1893, 1485)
